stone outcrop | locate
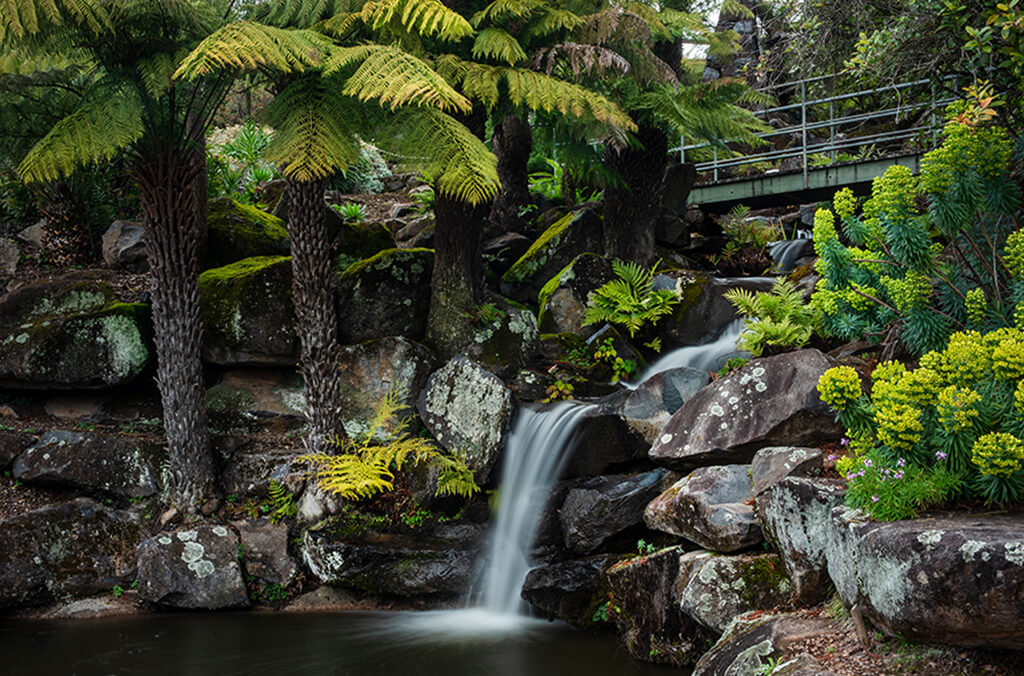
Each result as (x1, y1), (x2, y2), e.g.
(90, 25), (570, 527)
(137, 523), (249, 609)
(656, 276), (772, 349)
(221, 446), (304, 499)
(520, 554), (619, 628)
(559, 469), (668, 554)
(558, 404), (652, 479)
(205, 369), (306, 433)
(503, 208), (602, 287)
(692, 613), (838, 676)
(645, 465), (762, 553)
(101, 220), (147, 271)
(206, 197), (289, 267)
(536, 253), (616, 335)
(417, 356), (514, 483)
(233, 519), (297, 586)
(750, 446), (823, 496)
(461, 305), (539, 378)
(597, 366), (711, 445)
(336, 248), (433, 344)
(649, 349), (843, 471)
(0, 430), (32, 469)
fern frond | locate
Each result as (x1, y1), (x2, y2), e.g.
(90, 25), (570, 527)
(316, 11), (364, 38)
(300, 452), (396, 500)
(533, 43), (630, 78)
(325, 43), (471, 113)
(0, 0), (112, 43)
(137, 51), (182, 100)
(362, 0), (472, 41)
(720, 0), (755, 19)
(262, 75), (363, 180)
(18, 77), (143, 183)
(636, 80), (770, 146)
(472, 27), (527, 66)
(174, 21), (332, 79)
(252, 0), (359, 28)
(527, 8), (583, 38)
(433, 452), (481, 498)
(471, 0), (542, 26)
(583, 259), (679, 336)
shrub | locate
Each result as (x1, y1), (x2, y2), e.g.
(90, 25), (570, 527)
(724, 278), (818, 356)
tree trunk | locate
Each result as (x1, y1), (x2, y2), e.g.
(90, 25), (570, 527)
(135, 148), (215, 512)
(602, 123), (669, 265)
(285, 177), (344, 452)
(488, 113), (533, 235)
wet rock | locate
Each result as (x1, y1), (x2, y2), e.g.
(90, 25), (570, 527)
(521, 554), (620, 628)
(13, 430), (162, 498)
(199, 256), (297, 366)
(461, 304), (539, 378)
(656, 276), (772, 349)
(677, 551), (794, 634)
(0, 499), (145, 609)
(757, 477), (846, 605)
(0, 430), (33, 469)
(302, 522), (486, 597)
(233, 519), (297, 586)
(692, 613), (837, 676)
(606, 545), (711, 666)
(417, 356), (514, 483)
(596, 367), (711, 445)
(100, 220), (147, 271)
(649, 349), (842, 471)
(559, 404), (651, 479)
(826, 509), (1024, 649)
(645, 465), (762, 553)
(221, 447), (304, 499)
(503, 208), (602, 289)
(337, 336), (437, 440)
(137, 523), (249, 609)
(536, 253), (617, 336)
(0, 277), (151, 389)
(205, 369), (305, 433)
(750, 446), (823, 496)
(206, 197), (289, 267)
(560, 469), (668, 554)
(336, 248), (433, 344)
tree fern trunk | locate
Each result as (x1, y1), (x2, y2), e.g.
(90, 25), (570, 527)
(285, 176), (344, 452)
(135, 148), (215, 512)
(602, 123), (668, 265)
(488, 113), (532, 235)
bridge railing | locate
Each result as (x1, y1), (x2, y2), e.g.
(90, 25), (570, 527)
(678, 74), (959, 187)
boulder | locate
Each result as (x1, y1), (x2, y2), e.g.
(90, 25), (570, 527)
(825, 508), (1024, 649)
(482, 232), (532, 277)
(330, 216), (395, 261)
(606, 546), (711, 666)
(558, 404), (652, 479)
(750, 446), (823, 496)
(221, 447), (304, 499)
(0, 237), (18, 280)
(677, 551), (794, 634)
(0, 277), (151, 389)
(17, 220), (46, 247)
(199, 256), (297, 366)
(394, 215), (434, 249)
(521, 554), (620, 628)
(100, 220), (147, 271)
(656, 276), (773, 349)
(461, 304), (539, 378)
(756, 477), (846, 605)
(536, 253), (617, 335)
(206, 197), (289, 267)
(596, 367), (711, 445)
(560, 469), (668, 554)
(13, 430), (163, 498)
(645, 465), (762, 553)
(692, 613), (837, 676)
(0, 430), (32, 469)
(417, 356), (514, 483)
(233, 519), (297, 586)
(337, 336), (437, 440)
(136, 523), (249, 609)
(336, 248), (433, 344)
(0, 499), (145, 609)
(302, 522), (486, 597)
(649, 349), (843, 471)
(502, 208), (602, 287)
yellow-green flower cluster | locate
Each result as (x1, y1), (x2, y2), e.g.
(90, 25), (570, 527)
(812, 208), (837, 257)
(845, 284), (878, 312)
(847, 247), (882, 275)
(833, 187), (857, 220)
(1016, 381), (1024, 415)
(942, 331), (991, 385)
(863, 165), (919, 225)
(871, 360), (906, 404)
(993, 334), (1024, 380)
(810, 284), (840, 318)
(875, 402), (923, 451)
(971, 432), (1024, 478)
(965, 288), (987, 325)
(936, 385), (981, 434)
(880, 271), (932, 313)
(893, 367), (943, 407)
(1005, 230), (1024, 280)
(817, 366), (862, 411)
(920, 120), (1014, 196)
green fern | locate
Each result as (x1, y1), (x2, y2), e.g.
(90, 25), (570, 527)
(582, 259), (680, 337)
(267, 479), (298, 523)
(724, 279), (818, 357)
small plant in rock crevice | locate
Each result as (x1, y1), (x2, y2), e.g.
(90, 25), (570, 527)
(332, 201), (367, 223)
(583, 260), (681, 338)
(725, 278), (819, 357)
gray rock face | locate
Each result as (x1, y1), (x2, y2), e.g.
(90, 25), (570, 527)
(0, 277), (151, 389)
(303, 522), (486, 597)
(233, 519), (297, 586)
(536, 253), (616, 335)
(677, 551), (794, 634)
(337, 336), (436, 440)
(336, 248), (433, 344)
(101, 220), (147, 271)
(0, 236), (19, 280)
(461, 306), (540, 378)
(560, 469), (668, 554)
(606, 545), (710, 666)
(825, 509), (1024, 649)
(137, 523), (249, 609)
(417, 356), (514, 483)
(199, 256), (297, 366)
(750, 446), (823, 496)
(221, 447), (304, 499)
(520, 554), (619, 628)
(0, 430), (32, 469)
(645, 465), (762, 553)
(649, 349), (842, 471)
(0, 499), (144, 609)
(692, 613), (837, 676)
(597, 367), (711, 445)
(756, 477), (845, 605)
(14, 430), (162, 498)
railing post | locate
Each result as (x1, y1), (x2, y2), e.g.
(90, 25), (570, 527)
(680, 133), (685, 163)
(801, 80), (808, 189)
(713, 146), (718, 182)
(829, 100), (835, 163)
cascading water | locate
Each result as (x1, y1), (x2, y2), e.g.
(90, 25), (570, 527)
(630, 320), (745, 386)
(768, 228), (813, 273)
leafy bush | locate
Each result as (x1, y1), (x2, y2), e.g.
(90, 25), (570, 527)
(711, 204), (784, 273)
(528, 158), (601, 205)
(724, 278), (818, 356)
(207, 121), (281, 204)
(329, 141), (392, 194)
(583, 260), (681, 337)
(332, 202), (367, 223)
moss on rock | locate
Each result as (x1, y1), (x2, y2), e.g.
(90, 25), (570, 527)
(336, 248), (434, 344)
(206, 197), (290, 268)
(503, 209), (602, 285)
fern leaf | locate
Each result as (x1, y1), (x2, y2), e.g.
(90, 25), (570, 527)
(362, 0), (472, 41)
(472, 27), (527, 66)
(300, 452), (395, 500)
(433, 453), (481, 498)
(137, 51), (182, 100)
(0, 0), (112, 42)
(471, 0), (542, 26)
(174, 21), (332, 79)
(527, 8), (583, 38)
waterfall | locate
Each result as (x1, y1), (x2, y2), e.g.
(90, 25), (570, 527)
(631, 320), (744, 386)
(768, 228), (813, 272)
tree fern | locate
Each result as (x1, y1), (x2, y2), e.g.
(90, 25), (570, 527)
(174, 21), (332, 78)
(0, 0), (112, 43)
(472, 27), (527, 66)
(583, 259), (680, 336)
(361, 0), (473, 41)
(471, 0), (543, 26)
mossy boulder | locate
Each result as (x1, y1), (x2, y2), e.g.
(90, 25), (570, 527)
(199, 255), (297, 366)
(0, 277), (152, 389)
(503, 208), (602, 287)
(206, 197), (290, 268)
(328, 210), (395, 262)
(461, 301), (540, 378)
(336, 248), (433, 344)
(537, 253), (617, 335)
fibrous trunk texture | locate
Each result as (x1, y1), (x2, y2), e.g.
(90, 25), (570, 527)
(602, 123), (669, 265)
(135, 148), (215, 512)
(488, 113), (533, 235)
(285, 177), (344, 452)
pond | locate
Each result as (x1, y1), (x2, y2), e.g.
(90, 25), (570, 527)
(0, 609), (687, 676)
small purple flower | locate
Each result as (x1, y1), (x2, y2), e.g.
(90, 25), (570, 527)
(894, 470), (904, 480)
(936, 451), (948, 461)
(827, 454), (837, 461)
(897, 457), (906, 468)
(864, 459), (873, 468)
(872, 495), (879, 503)
(840, 437), (850, 446)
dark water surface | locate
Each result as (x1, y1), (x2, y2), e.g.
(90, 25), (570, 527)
(0, 609), (687, 676)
